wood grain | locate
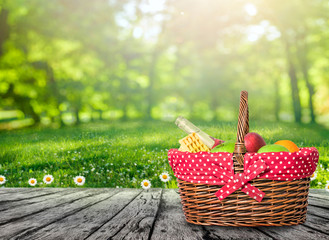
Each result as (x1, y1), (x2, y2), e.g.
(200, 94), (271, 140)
(0, 188), (68, 202)
(309, 189), (329, 199)
(0, 189), (91, 225)
(307, 205), (329, 219)
(0, 188), (327, 239)
(151, 189), (205, 240)
(86, 188), (162, 240)
(308, 197), (329, 209)
(303, 212), (329, 234)
(0, 188), (84, 211)
(20, 189), (142, 240)
(257, 224), (329, 240)
(0, 189), (119, 239)
(151, 189), (271, 240)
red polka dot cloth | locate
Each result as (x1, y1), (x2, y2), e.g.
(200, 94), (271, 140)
(168, 147), (319, 202)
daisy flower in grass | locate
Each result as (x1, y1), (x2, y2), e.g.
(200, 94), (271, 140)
(325, 183), (329, 193)
(43, 175), (54, 184)
(28, 178), (37, 186)
(310, 172), (317, 181)
(141, 179), (151, 190)
(159, 172), (170, 182)
(0, 175), (6, 185)
(74, 176), (85, 186)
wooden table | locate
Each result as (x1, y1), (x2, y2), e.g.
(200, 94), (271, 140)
(0, 188), (328, 240)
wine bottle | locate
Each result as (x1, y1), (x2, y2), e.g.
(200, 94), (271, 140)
(175, 116), (216, 149)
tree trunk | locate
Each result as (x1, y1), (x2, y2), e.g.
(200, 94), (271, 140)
(145, 50), (159, 119)
(32, 61), (62, 126)
(75, 109), (80, 125)
(274, 77), (280, 121)
(284, 39), (302, 123)
(2, 83), (41, 125)
(59, 111), (65, 127)
(287, 61), (302, 123)
(0, 8), (10, 56)
(145, 17), (167, 119)
(301, 64), (315, 123)
(90, 111), (95, 122)
(98, 110), (103, 120)
(31, 110), (41, 125)
(296, 39), (316, 123)
(121, 102), (128, 121)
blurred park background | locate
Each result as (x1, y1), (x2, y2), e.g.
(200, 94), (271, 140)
(0, 0), (328, 188)
(0, 0), (329, 127)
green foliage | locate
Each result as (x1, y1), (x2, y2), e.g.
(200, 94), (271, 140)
(0, 120), (328, 188)
(0, 0), (328, 127)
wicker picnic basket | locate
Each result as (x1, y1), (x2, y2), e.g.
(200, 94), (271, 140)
(175, 91), (312, 226)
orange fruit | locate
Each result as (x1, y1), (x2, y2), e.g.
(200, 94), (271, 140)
(274, 140), (299, 153)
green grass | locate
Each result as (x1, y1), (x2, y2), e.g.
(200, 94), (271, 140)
(0, 120), (328, 189)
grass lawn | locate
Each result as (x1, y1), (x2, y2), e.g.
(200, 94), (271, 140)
(0, 120), (328, 189)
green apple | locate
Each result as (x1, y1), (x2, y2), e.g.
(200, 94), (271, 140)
(257, 144), (289, 153)
(211, 140), (235, 153)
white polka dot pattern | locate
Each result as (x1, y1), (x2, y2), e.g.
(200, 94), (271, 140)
(168, 147), (319, 201)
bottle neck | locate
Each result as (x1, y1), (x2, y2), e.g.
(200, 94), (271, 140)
(175, 116), (215, 148)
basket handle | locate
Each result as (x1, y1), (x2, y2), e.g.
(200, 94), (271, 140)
(233, 91), (249, 167)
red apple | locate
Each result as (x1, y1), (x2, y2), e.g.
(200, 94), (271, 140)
(244, 132), (266, 153)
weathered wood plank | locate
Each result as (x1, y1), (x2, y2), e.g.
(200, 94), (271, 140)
(254, 190), (329, 239)
(307, 205), (329, 219)
(303, 212), (329, 234)
(203, 225), (273, 240)
(309, 193), (329, 201)
(0, 188), (327, 240)
(0, 188), (37, 194)
(0, 189), (120, 239)
(150, 189), (204, 240)
(0, 188), (69, 202)
(308, 197), (329, 209)
(0, 189), (94, 225)
(19, 189), (142, 240)
(258, 224), (329, 240)
(86, 188), (162, 240)
(0, 188), (86, 212)
(150, 189), (272, 240)
(310, 189), (329, 199)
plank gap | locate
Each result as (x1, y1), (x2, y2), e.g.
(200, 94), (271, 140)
(0, 189), (100, 226)
(83, 190), (143, 240)
(147, 189), (163, 240)
(12, 189), (122, 239)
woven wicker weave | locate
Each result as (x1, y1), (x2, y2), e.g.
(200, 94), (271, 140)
(177, 91), (310, 226)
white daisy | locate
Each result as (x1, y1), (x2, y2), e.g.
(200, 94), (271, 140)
(28, 178), (37, 186)
(74, 176), (85, 186)
(141, 179), (151, 190)
(0, 175), (6, 185)
(159, 172), (170, 182)
(43, 175), (54, 184)
(325, 183), (329, 192)
(310, 172), (317, 181)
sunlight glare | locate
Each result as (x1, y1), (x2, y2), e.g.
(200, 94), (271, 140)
(247, 21), (281, 42)
(247, 25), (265, 42)
(245, 3), (257, 16)
(133, 27), (143, 38)
(141, 0), (166, 13)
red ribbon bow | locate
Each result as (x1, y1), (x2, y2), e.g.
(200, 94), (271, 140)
(215, 159), (267, 202)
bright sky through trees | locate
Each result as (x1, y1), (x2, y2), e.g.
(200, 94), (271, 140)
(0, 0), (328, 129)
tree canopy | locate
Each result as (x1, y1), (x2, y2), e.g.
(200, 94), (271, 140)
(0, 0), (328, 128)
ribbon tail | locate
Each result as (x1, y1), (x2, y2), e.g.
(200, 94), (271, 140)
(241, 184), (265, 202)
(215, 178), (244, 201)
